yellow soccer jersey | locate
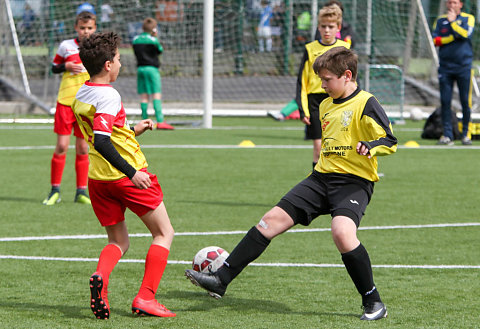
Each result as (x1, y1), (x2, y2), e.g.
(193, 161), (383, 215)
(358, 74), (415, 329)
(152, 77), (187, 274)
(296, 39), (350, 117)
(72, 82), (148, 181)
(53, 39), (90, 106)
(315, 88), (397, 182)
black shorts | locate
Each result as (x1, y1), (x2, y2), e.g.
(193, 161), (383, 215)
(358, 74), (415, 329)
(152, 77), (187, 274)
(304, 93), (329, 140)
(277, 171), (374, 227)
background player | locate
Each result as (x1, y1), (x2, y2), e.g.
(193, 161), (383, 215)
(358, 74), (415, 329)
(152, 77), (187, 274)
(185, 46), (397, 321)
(268, 0), (356, 122)
(133, 17), (174, 130)
(432, 0), (475, 145)
(297, 4), (350, 170)
(73, 32), (176, 319)
(42, 11), (96, 205)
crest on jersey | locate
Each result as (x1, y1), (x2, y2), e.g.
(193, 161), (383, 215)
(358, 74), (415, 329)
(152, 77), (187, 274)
(341, 111), (353, 127)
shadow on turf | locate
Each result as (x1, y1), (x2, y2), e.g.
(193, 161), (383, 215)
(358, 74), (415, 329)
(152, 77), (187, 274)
(178, 199), (272, 208)
(166, 290), (358, 319)
(0, 195), (43, 203)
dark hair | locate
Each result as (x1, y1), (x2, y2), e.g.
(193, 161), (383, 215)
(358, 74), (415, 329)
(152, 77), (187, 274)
(313, 47), (358, 80)
(75, 11), (96, 25)
(79, 32), (120, 77)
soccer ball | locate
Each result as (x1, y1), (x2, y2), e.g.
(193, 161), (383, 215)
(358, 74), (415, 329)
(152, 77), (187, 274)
(410, 107), (424, 121)
(192, 246), (229, 273)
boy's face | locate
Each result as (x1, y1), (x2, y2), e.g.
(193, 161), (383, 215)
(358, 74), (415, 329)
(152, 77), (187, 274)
(319, 68), (348, 99)
(75, 19), (97, 40)
(318, 18), (340, 44)
(108, 50), (121, 82)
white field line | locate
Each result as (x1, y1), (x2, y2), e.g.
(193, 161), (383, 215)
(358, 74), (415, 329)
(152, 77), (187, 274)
(1, 222), (479, 242)
(1, 223), (479, 269)
(0, 255), (478, 269)
(2, 144), (480, 151)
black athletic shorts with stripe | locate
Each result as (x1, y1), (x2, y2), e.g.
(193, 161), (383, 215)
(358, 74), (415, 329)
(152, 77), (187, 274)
(277, 171), (374, 227)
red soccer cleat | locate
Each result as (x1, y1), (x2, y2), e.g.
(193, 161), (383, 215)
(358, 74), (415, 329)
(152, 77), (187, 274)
(131, 296), (176, 317)
(89, 273), (109, 319)
(156, 122), (175, 130)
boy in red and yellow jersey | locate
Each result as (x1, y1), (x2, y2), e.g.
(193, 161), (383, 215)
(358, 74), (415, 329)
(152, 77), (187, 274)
(43, 11), (96, 205)
(72, 32), (176, 319)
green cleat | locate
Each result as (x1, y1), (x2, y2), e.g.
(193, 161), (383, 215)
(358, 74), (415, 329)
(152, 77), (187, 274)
(75, 192), (91, 204)
(43, 191), (61, 205)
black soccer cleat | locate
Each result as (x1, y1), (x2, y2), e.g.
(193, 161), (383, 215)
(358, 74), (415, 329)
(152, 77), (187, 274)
(360, 301), (387, 321)
(89, 274), (109, 319)
(184, 269), (227, 299)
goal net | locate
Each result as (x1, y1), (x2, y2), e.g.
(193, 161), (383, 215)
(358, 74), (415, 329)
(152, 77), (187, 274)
(2, 0), (479, 120)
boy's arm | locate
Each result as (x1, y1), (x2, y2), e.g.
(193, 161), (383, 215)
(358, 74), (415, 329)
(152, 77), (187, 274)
(94, 134), (137, 179)
(94, 133), (152, 189)
(52, 63), (66, 74)
(358, 97), (397, 157)
(295, 49), (309, 119)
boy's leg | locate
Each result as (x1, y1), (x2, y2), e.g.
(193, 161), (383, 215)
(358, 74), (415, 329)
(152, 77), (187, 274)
(332, 216), (386, 320)
(153, 92), (174, 130)
(132, 202), (176, 317)
(43, 134), (70, 205)
(185, 206), (294, 298)
(90, 222), (127, 320)
(140, 94), (149, 120)
(280, 99), (299, 117)
(74, 136), (90, 203)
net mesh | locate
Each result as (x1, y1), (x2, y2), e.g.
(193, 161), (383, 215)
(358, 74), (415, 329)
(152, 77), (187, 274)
(1, 0), (479, 115)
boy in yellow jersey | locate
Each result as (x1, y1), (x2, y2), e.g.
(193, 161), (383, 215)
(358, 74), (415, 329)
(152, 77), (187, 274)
(72, 32), (176, 319)
(43, 11), (96, 205)
(296, 4), (350, 170)
(185, 47), (397, 321)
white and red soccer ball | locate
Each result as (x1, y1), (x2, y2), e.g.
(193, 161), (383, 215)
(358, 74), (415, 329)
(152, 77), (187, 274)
(192, 246), (229, 273)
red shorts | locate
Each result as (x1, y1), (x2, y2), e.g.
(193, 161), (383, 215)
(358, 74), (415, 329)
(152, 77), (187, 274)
(88, 170), (164, 226)
(54, 102), (83, 138)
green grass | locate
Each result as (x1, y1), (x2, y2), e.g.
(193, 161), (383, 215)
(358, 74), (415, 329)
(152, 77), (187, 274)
(1, 117), (479, 328)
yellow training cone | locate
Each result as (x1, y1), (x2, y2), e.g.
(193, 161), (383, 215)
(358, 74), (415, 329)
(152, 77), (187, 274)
(404, 140), (420, 148)
(238, 140), (256, 148)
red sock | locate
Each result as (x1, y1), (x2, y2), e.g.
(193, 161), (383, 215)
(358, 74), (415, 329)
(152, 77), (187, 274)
(51, 153), (66, 187)
(137, 244), (169, 300)
(75, 154), (89, 190)
(95, 244), (122, 286)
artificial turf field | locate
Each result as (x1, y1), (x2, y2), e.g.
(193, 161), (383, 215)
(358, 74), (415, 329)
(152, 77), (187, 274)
(0, 116), (479, 328)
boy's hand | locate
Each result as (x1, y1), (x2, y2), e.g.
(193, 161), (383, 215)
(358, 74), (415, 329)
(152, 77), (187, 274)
(133, 119), (154, 136)
(131, 170), (151, 189)
(356, 142), (371, 158)
(65, 61), (85, 74)
(302, 116), (311, 125)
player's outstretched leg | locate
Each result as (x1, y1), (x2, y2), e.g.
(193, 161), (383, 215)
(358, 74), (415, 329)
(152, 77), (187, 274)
(361, 301), (387, 321)
(184, 269), (227, 299)
(89, 273), (109, 319)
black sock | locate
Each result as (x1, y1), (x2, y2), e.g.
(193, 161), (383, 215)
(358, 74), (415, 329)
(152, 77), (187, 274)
(217, 226), (270, 285)
(51, 186), (60, 193)
(341, 243), (381, 305)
